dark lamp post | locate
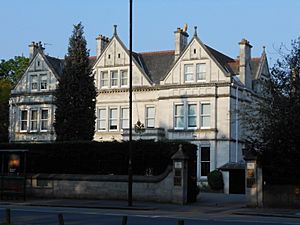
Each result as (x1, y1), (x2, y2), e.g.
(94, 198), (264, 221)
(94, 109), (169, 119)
(128, 0), (133, 207)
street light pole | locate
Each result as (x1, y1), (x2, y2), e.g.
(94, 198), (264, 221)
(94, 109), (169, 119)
(128, 0), (133, 207)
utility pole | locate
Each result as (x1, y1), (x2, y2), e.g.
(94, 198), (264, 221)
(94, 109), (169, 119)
(128, 0), (133, 207)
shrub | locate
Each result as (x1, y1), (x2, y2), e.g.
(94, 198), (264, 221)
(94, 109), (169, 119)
(207, 170), (224, 190)
(0, 140), (196, 176)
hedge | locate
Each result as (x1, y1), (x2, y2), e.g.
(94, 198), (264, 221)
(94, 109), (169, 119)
(0, 140), (196, 176)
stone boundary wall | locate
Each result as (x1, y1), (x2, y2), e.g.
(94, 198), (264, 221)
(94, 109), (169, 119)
(263, 185), (300, 208)
(26, 166), (175, 203)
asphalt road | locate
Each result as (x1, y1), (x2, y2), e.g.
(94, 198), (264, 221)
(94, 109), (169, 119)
(0, 206), (300, 225)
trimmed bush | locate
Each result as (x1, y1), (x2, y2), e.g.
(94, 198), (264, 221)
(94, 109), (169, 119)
(0, 140), (196, 176)
(207, 170), (224, 190)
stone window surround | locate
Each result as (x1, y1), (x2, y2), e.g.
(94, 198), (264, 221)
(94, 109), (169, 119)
(19, 107), (50, 133)
(99, 68), (128, 89)
(173, 101), (211, 130)
(29, 72), (49, 92)
(183, 61), (207, 83)
(145, 106), (155, 128)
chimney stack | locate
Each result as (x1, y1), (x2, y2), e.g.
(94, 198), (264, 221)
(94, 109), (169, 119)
(239, 38), (252, 89)
(29, 41), (44, 60)
(174, 26), (189, 61)
(29, 41), (38, 60)
(96, 35), (110, 58)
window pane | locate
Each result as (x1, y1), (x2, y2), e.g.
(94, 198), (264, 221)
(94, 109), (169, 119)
(175, 117), (184, 128)
(41, 110), (48, 119)
(201, 147), (210, 161)
(201, 147), (210, 176)
(196, 63), (206, 81)
(121, 108), (129, 129)
(175, 105), (184, 116)
(30, 110), (38, 131)
(121, 71), (128, 86)
(40, 74), (47, 90)
(21, 110), (27, 120)
(20, 110), (27, 130)
(109, 108), (118, 129)
(100, 72), (108, 87)
(184, 64), (194, 82)
(201, 162), (210, 176)
(31, 75), (38, 90)
(201, 116), (210, 127)
(188, 104), (196, 127)
(98, 109), (106, 130)
(201, 104), (210, 114)
(41, 109), (48, 130)
(111, 71), (118, 86)
(175, 105), (184, 128)
(146, 107), (155, 128)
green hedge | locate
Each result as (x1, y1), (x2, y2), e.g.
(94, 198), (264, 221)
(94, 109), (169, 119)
(0, 140), (196, 176)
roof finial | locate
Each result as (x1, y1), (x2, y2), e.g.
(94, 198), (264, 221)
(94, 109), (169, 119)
(194, 26), (198, 37)
(263, 46), (266, 53)
(113, 25), (117, 36)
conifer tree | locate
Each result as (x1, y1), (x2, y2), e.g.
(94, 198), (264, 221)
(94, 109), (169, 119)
(54, 23), (96, 141)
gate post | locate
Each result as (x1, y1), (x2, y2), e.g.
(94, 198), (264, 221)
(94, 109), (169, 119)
(172, 144), (189, 205)
(244, 149), (263, 207)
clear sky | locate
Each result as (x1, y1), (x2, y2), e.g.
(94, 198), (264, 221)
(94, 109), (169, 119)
(1, 0), (300, 66)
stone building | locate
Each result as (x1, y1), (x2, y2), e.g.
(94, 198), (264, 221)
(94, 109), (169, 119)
(9, 25), (270, 189)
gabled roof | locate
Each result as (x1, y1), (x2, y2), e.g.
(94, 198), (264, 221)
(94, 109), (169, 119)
(204, 45), (236, 74)
(135, 50), (175, 84)
(45, 55), (64, 76)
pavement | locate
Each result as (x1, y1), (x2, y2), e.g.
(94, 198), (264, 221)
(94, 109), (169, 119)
(1, 192), (300, 219)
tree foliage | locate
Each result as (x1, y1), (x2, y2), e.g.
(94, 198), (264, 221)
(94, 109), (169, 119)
(0, 56), (29, 84)
(54, 23), (96, 141)
(243, 38), (300, 184)
(0, 78), (13, 142)
(0, 56), (28, 142)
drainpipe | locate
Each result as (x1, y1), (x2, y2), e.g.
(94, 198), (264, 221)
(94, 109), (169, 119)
(214, 84), (218, 168)
(235, 85), (239, 162)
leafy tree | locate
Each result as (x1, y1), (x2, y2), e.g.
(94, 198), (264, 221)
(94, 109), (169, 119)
(242, 38), (300, 184)
(54, 23), (96, 141)
(0, 78), (13, 142)
(0, 56), (29, 84)
(0, 56), (28, 142)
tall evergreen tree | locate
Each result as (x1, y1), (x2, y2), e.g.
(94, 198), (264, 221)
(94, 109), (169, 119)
(54, 23), (96, 141)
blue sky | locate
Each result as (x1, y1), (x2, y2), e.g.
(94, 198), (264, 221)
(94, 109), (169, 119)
(1, 0), (300, 66)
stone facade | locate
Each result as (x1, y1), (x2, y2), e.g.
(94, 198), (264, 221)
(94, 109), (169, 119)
(9, 25), (270, 186)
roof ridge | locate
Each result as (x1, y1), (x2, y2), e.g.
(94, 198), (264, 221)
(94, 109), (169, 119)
(140, 50), (175, 55)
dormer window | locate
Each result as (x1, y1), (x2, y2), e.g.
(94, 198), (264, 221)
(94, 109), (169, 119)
(194, 49), (197, 54)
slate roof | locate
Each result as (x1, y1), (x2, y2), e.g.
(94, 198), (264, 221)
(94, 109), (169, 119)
(44, 56), (97, 78)
(43, 43), (262, 85)
(134, 50), (175, 84)
(45, 55), (64, 76)
(204, 45), (236, 74)
(228, 57), (261, 79)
